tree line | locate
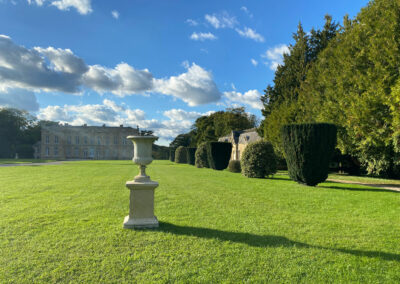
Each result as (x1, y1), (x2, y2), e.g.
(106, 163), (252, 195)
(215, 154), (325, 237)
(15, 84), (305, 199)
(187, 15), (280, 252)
(260, 0), (400, 178)
(169, 107), (257, 149)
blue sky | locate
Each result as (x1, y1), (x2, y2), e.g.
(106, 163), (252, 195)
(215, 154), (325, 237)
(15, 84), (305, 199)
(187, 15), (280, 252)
(0, 0), (368, 145)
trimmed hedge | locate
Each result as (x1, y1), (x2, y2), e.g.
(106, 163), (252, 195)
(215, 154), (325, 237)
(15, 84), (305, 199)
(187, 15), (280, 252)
(195, 143), (209, 168)
(241, 141), (277, 178)
(228, 160), (241, 173)
(281, 123), (337, 186)
(186, 147), (197, 165)
(169, 149), (175, 162)
(206, 142), (232, 170)
(175, 146), (188, 163)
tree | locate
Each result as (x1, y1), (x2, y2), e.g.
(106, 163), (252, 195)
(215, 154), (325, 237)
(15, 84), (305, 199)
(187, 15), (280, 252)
(260, 16), (339, 155)
(169, 133), (191, 149)
(0, 108), (38, 158)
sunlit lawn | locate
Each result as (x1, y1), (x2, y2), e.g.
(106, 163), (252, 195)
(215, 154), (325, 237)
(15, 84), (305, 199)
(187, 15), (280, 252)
(0, 160), (399, 282)
(0, 159), (56, 164)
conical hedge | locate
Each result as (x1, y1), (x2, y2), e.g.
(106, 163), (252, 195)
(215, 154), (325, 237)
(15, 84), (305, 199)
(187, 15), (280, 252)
(281, 123), (337, 186)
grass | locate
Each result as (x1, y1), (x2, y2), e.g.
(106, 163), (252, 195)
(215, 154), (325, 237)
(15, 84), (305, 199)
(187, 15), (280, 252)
(0, 160), (399, 282)
(0, 159), (56, 164)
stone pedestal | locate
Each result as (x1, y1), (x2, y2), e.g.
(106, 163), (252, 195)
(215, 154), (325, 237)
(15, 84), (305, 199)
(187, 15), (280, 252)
(123, 180), (159, 229)
(123, 135), (159, 229)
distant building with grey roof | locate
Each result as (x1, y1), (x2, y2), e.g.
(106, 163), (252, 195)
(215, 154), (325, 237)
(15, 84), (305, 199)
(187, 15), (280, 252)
(218, 128), (261, 160)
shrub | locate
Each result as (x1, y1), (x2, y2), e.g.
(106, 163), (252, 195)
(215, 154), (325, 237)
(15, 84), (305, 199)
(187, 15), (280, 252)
(281, 123), (337, 186)
(195, 143), (209, 168)
(241, 141), (277, 178)
(186, 147), (197, 165)
(175, 146), (188, 163)
(206, 142), (232, 170)
(228, 160), (241, 173)
(169, 149), (175, 162)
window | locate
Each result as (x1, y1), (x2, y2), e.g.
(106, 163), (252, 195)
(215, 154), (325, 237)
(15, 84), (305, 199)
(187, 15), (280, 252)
(122, 137), (127, 145)
(83, 149), (88, 158)
(54, 146), (58, 156)
(75, 136), (79, 144)
(54, 135), (58, 144)
(74, 148), (79, 157)
(97, 136), (101, 145)
(67, 136), (71, 145)
(45, 147), (49, 156)
(66, 148), (71, 156)
(90, 137), (94, 145)
(114, 135), (118, 145)
(45, 135), (49, 144)
(84, 136), (88, 144)
(106, 136), (109, 145)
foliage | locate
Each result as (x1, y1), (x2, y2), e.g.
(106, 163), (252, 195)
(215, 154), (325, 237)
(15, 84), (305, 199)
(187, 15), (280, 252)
(260, 16), (338, 155)
(228, 160), (241, 173)
(152, 144), (169, 160)
(261, 1), (400, 177)
(241, 141), (277, 178)
(174, 146), (188, 163)
(206, 142), (232, 170)
(186, 147), (197, 165)
(169, 149), (175, 162)
(190, 107), (257, 146)
(195, 142), (209, 168)
(282, 123), (337, 186)
(0, 108), (40, 158)
(169, 134), (191, 149)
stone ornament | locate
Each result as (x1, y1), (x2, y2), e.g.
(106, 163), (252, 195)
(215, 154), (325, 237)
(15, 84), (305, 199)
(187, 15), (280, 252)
(123, 135), (159, 229)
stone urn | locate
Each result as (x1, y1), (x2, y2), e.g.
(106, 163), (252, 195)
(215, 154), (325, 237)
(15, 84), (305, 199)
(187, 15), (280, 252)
(123, 135), (159, 229)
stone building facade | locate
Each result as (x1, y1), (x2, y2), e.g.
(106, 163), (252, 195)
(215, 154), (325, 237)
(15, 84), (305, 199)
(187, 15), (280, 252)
(34, 124), (139, 160)
(218, 128), (261, 160)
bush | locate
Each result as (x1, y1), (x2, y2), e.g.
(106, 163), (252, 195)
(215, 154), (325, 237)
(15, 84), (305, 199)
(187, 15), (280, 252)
(241, 141), (277, 178)
(186, 147), (197, 165)
(169, 149), (175, 162)
(228, 160), (241, 173)
(206, 142), (232, 170)
(281, 123), (337, 186)
(175, 146), (188, 163)
(195, 143), (209, 168)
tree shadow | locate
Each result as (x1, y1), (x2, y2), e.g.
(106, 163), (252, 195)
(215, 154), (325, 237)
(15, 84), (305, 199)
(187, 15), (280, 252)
(319, 182), (399, 194)
(158, 222), (400, 262)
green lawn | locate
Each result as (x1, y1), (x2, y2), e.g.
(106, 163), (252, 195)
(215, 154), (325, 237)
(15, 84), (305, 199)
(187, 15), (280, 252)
(0, 159), (56, 164)
(1, 160), (399, 282)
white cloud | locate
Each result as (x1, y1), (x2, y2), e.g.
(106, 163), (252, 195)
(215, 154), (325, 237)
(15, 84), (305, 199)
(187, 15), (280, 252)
(0, 35), (221, 106)
(0, 88), (39, 111)
(111, 10), (119, 19)
(190, 32), (217, 41)
(224, 89), (263, 110)
(154, 63), (222, 106)
(34, 46), (88, 74)
(240, 6), (253, 18)
(51, 0), (92, 14)
(236, 27), (264, 42)
(185, 19), (198, 26)
(27, 0), (45, 6)
(205, 12), (237, 29)
(37, 100), (213, 144)
(28, 0), (92, 14)
(163, 108), (202, 121)
(0, 35), (83, 93)
(82, 63), (154, 96)
(262, 44), (289, 70)
(251, 58), (258, 66)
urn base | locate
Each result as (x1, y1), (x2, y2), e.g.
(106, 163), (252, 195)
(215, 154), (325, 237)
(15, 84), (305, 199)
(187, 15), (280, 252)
(123, 215), (159, 229)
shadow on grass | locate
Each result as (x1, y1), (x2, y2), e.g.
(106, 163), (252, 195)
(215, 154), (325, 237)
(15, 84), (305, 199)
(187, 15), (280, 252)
(319, 182), (399, 194)
(158, 222), (400, 262)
